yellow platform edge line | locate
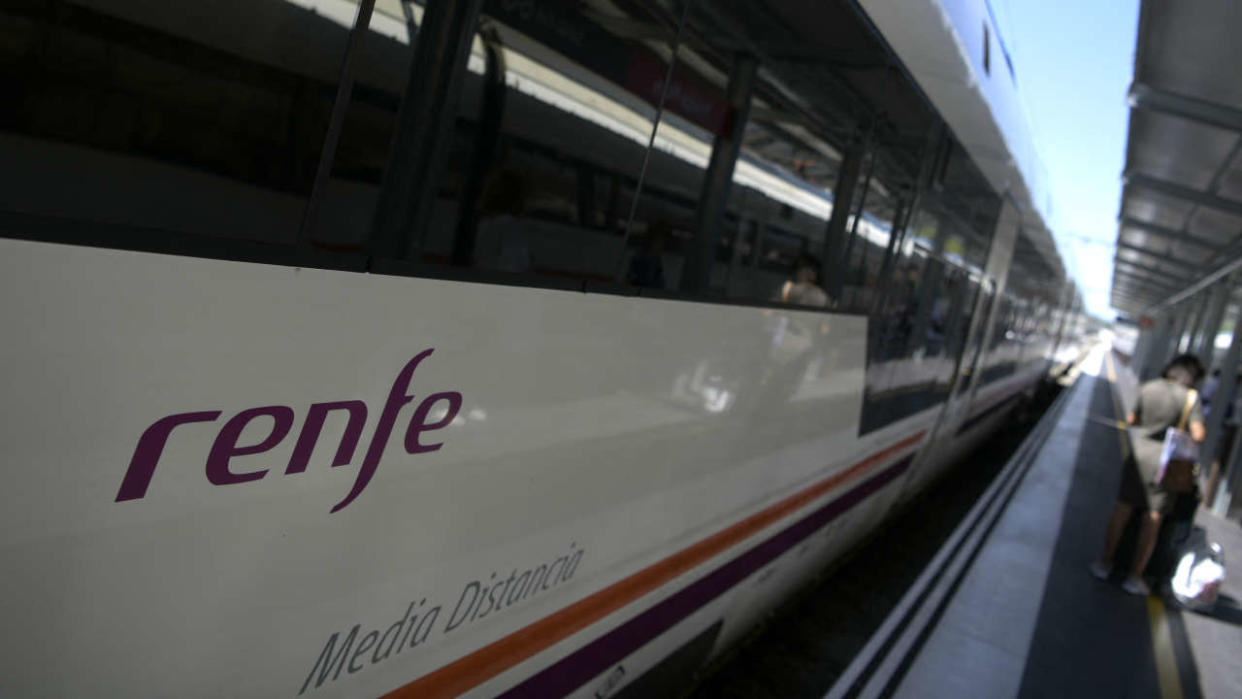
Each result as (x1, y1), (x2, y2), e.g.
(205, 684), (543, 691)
(1146, 595), (1185, 699)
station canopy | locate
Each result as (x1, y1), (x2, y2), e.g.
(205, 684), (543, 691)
(1112, 0), (1242, 316)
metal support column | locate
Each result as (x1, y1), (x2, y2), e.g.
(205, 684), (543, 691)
(840, 149), (876, 280)
(904, 219), (952, 357)
(451, 28), (507, 266)
(370, 0), (484, 261)
(1210, 291), (1242, 515)
(1172, 300), (1194, 358)
(1203, 304), (1241, 501)
(1185, 293), (1208, 353)
(1182, 295), (1202, 355)
(872, 122), (943, 314)
(820, 143), (866, 303)
(1196, 280), (1230, 363)
(1131, 325), (1153, 377)
(1215, 432), (1242, 517)
(1165, 300), (1192, 362)
(1164, 303), (1185, 359)
(680, 53), (758, 295)
(1047, 282), (1076, 366)
(299, 0), (377, 247)
(1140, 312), (1174, 381)
(1140, 311), (1177, 380)
(1183, 291), (1209, 354)
(872, 196), (910, 311)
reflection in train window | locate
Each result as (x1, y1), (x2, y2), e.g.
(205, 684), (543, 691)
(0, 0), (1071, 440)
(837, 154), (899, 314)
(718, 116), (837, 308)
(0, 0), (351, 246)
(857, 130), (1003, 433)
(314, 0), (723, 286)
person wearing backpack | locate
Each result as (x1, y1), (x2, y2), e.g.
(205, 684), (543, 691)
(1091, 354), (1206, 595)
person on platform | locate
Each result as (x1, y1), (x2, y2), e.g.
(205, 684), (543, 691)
(475, 168), (533, 273)
(626, 221), (668, 289)
(778, 254), (831, 308)
(1202, 368), (1222, 414)
(1090, 354), (1206, 595)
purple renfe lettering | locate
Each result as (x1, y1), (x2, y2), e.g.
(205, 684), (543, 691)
(331, 349), (435, 513)
(206, 406), (295, 485)
(116, 411), (222, 501)
(405, 392), (463, 454)
(116, 349), (457, 512)
(286, 401), (369, 474)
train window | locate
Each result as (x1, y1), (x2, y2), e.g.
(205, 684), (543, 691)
(838, 154), (900, 313)
(1, 0), (1024, 341)
(308, 0), (727, 290)
(981, 287), (1027, 385)
(859, 132), (1001, 433)
(0, 0), (351, 250)
(301, 0), (415, 254)
(974, 237), (1067, 389)
(718, 117), (837, 308)
(956, 278), (995, 386)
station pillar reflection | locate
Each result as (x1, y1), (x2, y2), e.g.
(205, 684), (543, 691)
(681, 53), (758, 295)
(1196, 278), (1231, 361)
(370, 0), (484, 261)
(1209, 279), (1242, 515)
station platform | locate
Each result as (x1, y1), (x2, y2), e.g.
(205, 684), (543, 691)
(829, 345), (1242, 699)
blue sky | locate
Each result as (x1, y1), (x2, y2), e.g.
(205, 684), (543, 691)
(990, 0), (1140, 318)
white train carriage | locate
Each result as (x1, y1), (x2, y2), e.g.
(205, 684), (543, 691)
(0, 0), (1084, 696)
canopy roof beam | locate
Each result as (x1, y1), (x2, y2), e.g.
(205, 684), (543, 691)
(1125, 173), (1242, 218)
(1118, 216), (1224, 252)
(1112, 280), (1178, 299)
(1113, 258), (1191, 284)
(1129, 82), (1242, 135)
(1115, 241), (1198, 270)
(1114, 286), (1161, 299)
(1112, 288), (1162, 303)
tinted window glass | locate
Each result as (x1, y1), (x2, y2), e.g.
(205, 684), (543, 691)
(316, 0), (722, 289)
(860, 136), (1001, 433)
(718, 119), (837, 309)
(1, 0), (350, 247)
(838, 157), (899, 313)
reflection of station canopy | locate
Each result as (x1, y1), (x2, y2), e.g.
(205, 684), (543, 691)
(472, 0), (1067, 286)
(657, 0), (1063, 282)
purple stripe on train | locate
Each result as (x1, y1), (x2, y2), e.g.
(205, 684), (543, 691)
(500, 455), (915, 698)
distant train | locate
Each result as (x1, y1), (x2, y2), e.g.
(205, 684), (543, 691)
(0, 1), (1084, 697)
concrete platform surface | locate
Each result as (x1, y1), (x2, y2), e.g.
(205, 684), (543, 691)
(890, 346), (1242, 699)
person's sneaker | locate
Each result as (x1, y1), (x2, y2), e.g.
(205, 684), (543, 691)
(1121, 577), (1151, 596)
(1089, 561), (1111, 580)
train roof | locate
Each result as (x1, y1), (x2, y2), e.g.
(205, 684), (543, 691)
(858, 0), (1066, 284)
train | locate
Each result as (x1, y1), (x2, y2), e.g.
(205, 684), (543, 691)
(0, 0), (1086, 696)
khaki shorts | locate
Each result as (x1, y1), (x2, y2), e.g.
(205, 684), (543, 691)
(1119, 453), (1172, 514)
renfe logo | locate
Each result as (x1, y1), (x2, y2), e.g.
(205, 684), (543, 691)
(115, 349), (462, 513)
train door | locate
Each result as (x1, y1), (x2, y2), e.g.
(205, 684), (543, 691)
(892, 275), (997, 504)
(940, 278), (997, 432)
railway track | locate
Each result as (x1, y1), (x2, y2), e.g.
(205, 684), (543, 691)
(685, 383), (1061, 699)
